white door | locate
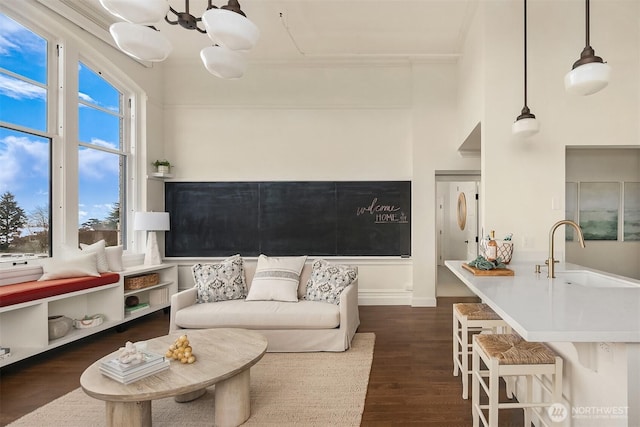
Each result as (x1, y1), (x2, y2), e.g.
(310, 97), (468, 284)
(456, 182), (479, 261)
(436, 180), (479, 264)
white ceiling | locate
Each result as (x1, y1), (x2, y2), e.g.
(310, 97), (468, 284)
(48, 0), (477, 63)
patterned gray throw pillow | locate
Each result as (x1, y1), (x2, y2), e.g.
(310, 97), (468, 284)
(192, 254), (247, 303)
(305, 259), (357, 305)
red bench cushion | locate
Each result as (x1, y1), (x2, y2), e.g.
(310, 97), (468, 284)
(0, 273), (120, 307)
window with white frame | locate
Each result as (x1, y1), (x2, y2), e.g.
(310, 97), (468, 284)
(0, 13), (51, 259)
(77, 61), (127, 248)
(0, 11), (134, 261)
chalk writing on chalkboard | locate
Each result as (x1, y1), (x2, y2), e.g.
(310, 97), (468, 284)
(165, 181), (411, 257)
(356, 197), (409, 224)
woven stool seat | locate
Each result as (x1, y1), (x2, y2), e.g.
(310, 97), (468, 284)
(472, 333), (564, 427)
(453, 303), (510, 400)
(475, 334), (556, 365)
(454, 303), (502, 321)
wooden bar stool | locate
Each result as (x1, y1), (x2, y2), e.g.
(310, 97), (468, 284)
(472, 334), (564, 427)
(453, 303), (511, 399)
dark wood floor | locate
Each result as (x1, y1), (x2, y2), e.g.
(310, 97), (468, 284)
(0, 298), (523, 426)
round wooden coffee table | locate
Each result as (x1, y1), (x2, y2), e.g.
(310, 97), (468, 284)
(80, 328), (267, 427)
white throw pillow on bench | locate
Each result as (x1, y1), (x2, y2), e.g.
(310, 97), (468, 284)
(38, 253), (100, 281)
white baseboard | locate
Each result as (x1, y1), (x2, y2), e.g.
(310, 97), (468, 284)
(358, 289), (413, 306)
(410, 296), (437, 307)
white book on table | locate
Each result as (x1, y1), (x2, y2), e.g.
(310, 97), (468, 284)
(100, 359), (170, 384)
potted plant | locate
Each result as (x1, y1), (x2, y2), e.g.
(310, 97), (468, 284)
(152, 160), (171, 174)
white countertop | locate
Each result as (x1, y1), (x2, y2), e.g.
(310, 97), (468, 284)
(445, 260), (640, 343)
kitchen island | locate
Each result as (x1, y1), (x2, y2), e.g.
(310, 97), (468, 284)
(446, 260), (640, 427)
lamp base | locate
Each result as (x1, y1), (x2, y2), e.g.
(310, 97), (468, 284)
(144, 231), (163, 266)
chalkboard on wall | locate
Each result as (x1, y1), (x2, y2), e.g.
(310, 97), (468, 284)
(165, 181), (411, 257)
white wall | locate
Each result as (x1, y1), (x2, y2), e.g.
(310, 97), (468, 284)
(162, 61), (417, 304)
(566, 148), (640, 279)
(456, 2), (640, 421)
(460, 0), (640, 264)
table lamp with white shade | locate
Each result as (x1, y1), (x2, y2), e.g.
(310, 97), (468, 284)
(134, 211), (170, 266)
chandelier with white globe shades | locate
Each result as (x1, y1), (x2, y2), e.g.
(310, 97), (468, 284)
(100, 0), (259, 79)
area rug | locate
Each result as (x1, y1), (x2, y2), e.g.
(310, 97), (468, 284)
(8, 333), (375, 427)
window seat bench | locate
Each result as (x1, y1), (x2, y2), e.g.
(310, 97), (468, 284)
(0, 273), (120, 308)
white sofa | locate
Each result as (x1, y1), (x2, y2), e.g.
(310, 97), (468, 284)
(169, 262), (360, 352)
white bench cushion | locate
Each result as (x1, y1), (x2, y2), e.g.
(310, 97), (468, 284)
(175, 299), (340, 330)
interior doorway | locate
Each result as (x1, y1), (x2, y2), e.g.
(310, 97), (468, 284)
(436, 173), (480, 296)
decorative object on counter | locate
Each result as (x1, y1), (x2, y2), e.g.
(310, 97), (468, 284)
(468, 256), (506, 270)
(125, 295), (139, 307)
(73, 314), (104, 329)
(463, 256), (514, 276)
(496, 242), (514, 264)
(486, 231), (498, 262)
(480, 232), (514, 264)
(47, 315), (73, 340)
(166, 334), (197, 364)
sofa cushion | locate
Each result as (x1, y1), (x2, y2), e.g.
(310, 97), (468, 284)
(192, 254), (247, 303)
(174, 299), (340, 330)
(246, 255), (307, 302)
(305, 259), (357, 305)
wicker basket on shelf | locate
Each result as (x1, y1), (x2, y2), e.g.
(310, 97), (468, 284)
(124, 273), (159, 290)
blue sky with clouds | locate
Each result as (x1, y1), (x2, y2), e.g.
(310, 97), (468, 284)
(0, 12), (122, 230)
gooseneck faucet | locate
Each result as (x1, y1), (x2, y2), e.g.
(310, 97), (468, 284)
(548, 220), (586, 278)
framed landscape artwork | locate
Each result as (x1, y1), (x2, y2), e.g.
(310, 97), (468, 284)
(624, 182), (640, 241)
(579, 182), (619, 240)
(565, 182), (578, 241)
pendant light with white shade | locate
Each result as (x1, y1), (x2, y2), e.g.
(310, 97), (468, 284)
(565, 0), (611, 96)
(109, 22), (172, 62)
(100, 0), (259, 79)
(512, 0), (539, 138)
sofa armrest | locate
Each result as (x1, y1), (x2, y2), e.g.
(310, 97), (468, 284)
(338, 278), (360, 346)
(169, 287), (197, 332)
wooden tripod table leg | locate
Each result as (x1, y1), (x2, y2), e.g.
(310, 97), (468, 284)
(214, 368), (251, 427)
(106, 400), (151, 427)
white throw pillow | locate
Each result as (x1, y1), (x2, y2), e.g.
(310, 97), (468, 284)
(246, 255), (307, 302)
(105, 245), (124, 272)
(192, 254), (247, 303)
(305, 259), (357, 305)
(79, 240), (109, 273)
(38, 253), (101, 281)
